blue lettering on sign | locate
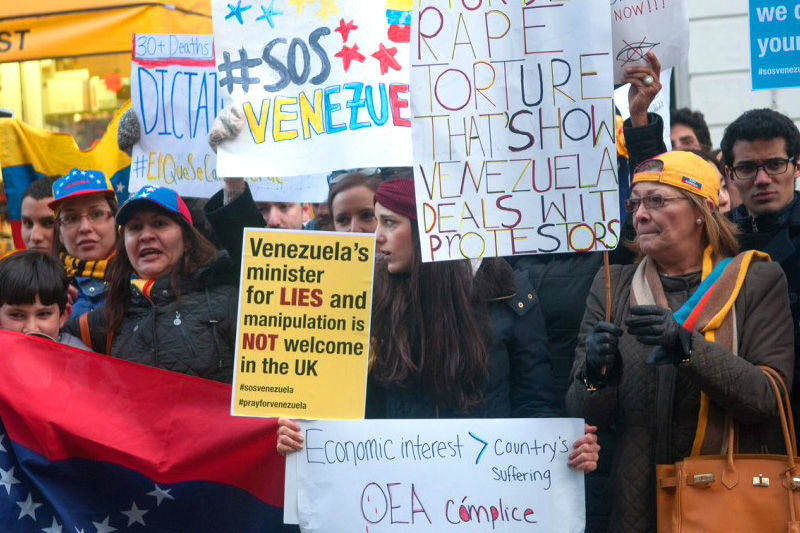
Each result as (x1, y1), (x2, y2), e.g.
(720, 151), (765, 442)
(136, 66), (223, 141)
(749, 0), (800, 90)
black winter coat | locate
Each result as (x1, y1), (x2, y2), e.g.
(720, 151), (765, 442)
(366, 260), (559, 419)
(66, 255), (238, 383)
(204, 185), (266, 270)
(731, 192), (800, 437)
(511, 113), (666, 533)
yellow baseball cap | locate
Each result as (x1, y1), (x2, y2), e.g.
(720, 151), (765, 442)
(633, 151), (721, 206)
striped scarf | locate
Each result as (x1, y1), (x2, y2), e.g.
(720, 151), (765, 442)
(60, 253), (110, 280)
(130, 278), (156, 301)
(631, 246), (770, 455)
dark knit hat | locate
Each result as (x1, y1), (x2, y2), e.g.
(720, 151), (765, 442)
(374, 178), (417, 221)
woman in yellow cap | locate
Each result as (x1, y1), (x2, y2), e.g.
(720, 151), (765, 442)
(566, 151), (794, 532)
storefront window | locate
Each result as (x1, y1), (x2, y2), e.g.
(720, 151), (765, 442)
(0, 53), (130, 149)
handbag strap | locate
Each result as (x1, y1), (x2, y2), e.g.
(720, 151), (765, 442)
(655, 361), (677, 464)
(757, 366), (799, 525)
(759, 366), (798, 458)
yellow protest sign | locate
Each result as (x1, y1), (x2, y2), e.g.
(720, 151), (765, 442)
(232, 229), (375, 419)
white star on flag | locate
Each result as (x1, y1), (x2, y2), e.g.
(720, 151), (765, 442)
(121, 501), (147, 526)
(75, 528), (85, 533)
(0, 433), (6, 452)
(116, 182), (125, 193)
(0, 465), (20, 494)
(91, 516), (116, 533)
(147, 484), (174, 506)
(42, 516), (63, 533)
(16, 492), (42, 520)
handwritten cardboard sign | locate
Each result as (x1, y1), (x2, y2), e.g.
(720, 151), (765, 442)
(284, 418), (586, 532)
(130, 33), (329, 202)
(611, 0), (689, 83)
(232, 228), (375, 419)
(411, 1), (619, 262)
(130, 34), (223, 197)
(211, 0), (413, 178)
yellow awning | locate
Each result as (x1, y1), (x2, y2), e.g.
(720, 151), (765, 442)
(0, 1), (211, 63)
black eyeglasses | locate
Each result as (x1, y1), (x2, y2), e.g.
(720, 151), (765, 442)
(730, 158), (796, 181)
(624, 195), (688, 214)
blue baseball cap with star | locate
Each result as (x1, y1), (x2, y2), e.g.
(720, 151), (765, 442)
(49, 168), (115, 209)
(116, 186), (193, 227)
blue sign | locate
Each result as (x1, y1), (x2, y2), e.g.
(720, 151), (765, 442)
(750, 1), (800, 90)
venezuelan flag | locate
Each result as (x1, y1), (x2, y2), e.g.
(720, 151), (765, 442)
(386, 0), (412, 43)
(0, 104), (131, 248)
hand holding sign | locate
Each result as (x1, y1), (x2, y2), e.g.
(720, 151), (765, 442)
(622, 52), (663, 128)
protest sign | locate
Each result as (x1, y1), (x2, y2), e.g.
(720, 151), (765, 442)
(130, 34), (223, 197)
(284, 418), (586, 532)
(131, 33), (329, 202)
(248, 174), (329, 202)
(411, 1), (619, 262)
(610, 0), (689, 83)
(749, 1), (800, 90)
(232, 229), (375, 419)
(211, 0), (413, 178)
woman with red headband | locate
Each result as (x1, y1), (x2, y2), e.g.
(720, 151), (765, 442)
(278, 176), (601, 474)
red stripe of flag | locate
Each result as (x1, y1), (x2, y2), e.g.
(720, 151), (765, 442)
(0, 330), (284, 507)
(10, 220), (22, 249)
(388, 24), (410, 43)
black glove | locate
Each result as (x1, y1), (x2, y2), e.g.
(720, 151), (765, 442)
(585, 321), (623, 384)
(625, 305), (693, 365)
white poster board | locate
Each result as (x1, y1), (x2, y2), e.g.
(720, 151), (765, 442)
(285, 418), (586, 532)
(411, 1), (619, 262)
(611, 0), (689, 83)
(130, 33), (329, 202)
(130, 34), (223, 198)
(211, 0), (413, 177)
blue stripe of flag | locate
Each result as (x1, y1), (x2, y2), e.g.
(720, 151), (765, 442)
(386, 9), (411, 25)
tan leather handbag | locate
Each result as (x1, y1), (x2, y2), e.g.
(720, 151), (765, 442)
(656, 366), (800, 532)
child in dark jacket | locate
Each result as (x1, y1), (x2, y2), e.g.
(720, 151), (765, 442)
(0, 250), (89, 350)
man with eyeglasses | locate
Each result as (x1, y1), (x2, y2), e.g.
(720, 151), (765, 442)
(721, 108), (800, 437)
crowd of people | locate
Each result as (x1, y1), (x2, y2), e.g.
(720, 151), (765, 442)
(3, 52), (800, 532)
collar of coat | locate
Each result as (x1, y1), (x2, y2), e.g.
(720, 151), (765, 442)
(730, 191), (800, 233)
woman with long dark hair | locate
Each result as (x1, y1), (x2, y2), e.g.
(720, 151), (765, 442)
(66, 185), (238, 382)
(278, 178), (600, 472)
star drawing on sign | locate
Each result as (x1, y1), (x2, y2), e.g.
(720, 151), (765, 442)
(16, 492), (41, 521)
(0, 465), (20, 494)
(371, 43), (401, 75)
(147, 483), (175, 506)
(121, 501), (148, 526)
(334, 18), (357, 42)
(316, 0), (339, 21)
(43, 517), (63, 533)
(287, 0), (313, 15)
(92, 516), (117, 533)
(225, 0), (252, 24)
(256, 0), (283, 29)
(334, 44), (366, 72)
